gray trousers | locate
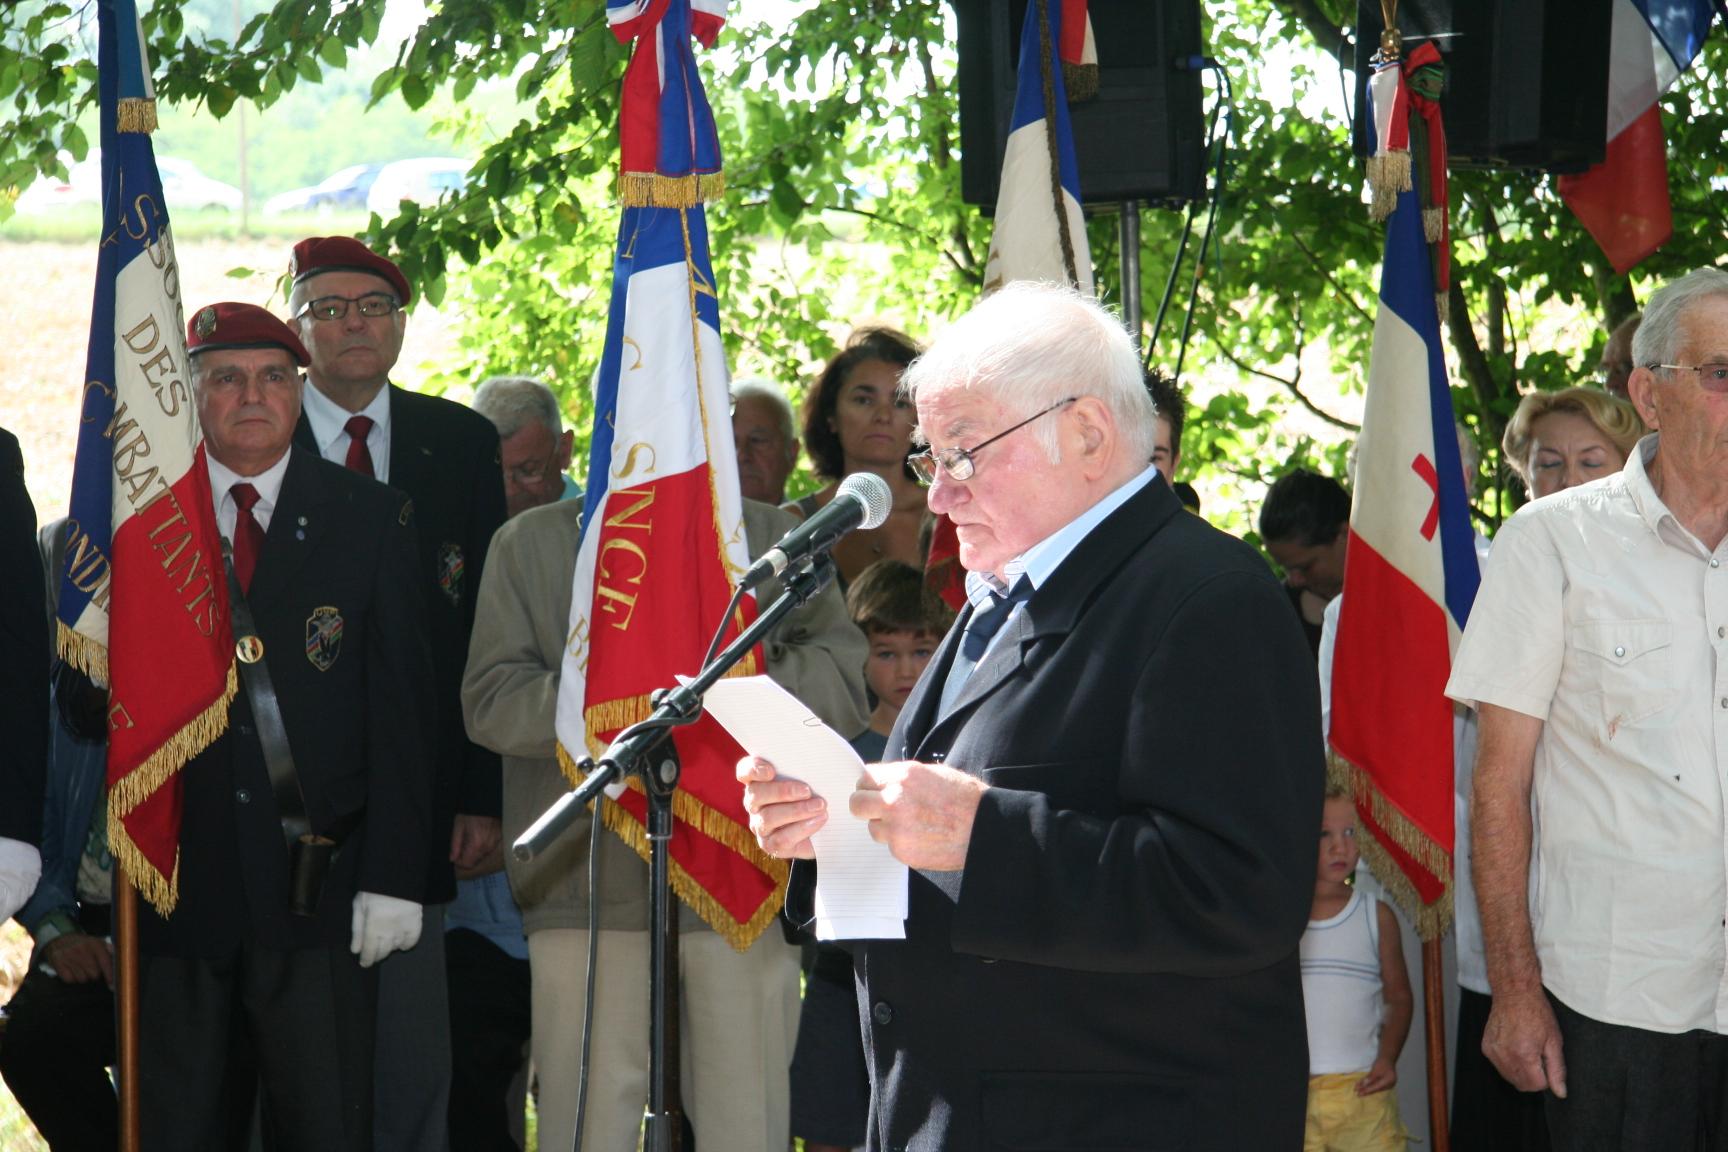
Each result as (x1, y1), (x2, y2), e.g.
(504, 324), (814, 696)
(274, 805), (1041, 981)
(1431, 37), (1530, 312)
(373, 902), (452, 1152)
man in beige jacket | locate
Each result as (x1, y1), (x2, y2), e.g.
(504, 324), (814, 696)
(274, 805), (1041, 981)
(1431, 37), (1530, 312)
(461, 495), (867, 1152)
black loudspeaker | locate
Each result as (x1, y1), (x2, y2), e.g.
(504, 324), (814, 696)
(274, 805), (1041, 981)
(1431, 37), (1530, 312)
(954, 0), (1208, 209)
(1350, 0), (1613, 172)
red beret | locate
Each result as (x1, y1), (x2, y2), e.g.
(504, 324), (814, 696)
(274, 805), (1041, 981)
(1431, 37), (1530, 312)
(289, 236), (412, 305)
(186, 302), (310, 367)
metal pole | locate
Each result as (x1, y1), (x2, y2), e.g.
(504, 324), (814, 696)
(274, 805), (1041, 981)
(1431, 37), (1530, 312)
(643, 753), (684, 1152)
(1424, 936), (1451, 1152)
(117, 867), (141, 1151)
(1118, 200), (1143, 351)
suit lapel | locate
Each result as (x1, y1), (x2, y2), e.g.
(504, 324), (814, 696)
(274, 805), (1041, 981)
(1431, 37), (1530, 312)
(247, 448), (332, 607)
(386, 385), (435, 495)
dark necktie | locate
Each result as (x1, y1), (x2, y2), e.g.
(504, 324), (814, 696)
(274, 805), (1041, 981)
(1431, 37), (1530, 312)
(231, 482), (265, 594)
(961, 579), (1032, 661)
(343, 414), (375, 477)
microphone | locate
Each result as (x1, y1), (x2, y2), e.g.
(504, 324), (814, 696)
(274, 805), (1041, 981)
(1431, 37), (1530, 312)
(740, 472), (892, 590)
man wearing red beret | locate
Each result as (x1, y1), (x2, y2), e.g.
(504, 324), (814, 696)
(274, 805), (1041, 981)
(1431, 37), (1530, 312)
(288, 236), (507, 1151)
(136, 302), (435, 1149)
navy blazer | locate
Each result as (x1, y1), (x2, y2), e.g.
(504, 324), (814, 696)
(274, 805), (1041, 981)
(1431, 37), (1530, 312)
(296, 384), (505, 903)
(0, 427), (46, 848)
(792, 477), (1324, 1152)
(140, 448), (435, 955)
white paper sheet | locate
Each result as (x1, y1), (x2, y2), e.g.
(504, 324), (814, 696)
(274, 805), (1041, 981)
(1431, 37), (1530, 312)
(700, 675), (908, 940)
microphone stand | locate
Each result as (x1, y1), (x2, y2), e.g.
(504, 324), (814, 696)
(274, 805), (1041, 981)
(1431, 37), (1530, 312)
(513, 554), (838, 1152)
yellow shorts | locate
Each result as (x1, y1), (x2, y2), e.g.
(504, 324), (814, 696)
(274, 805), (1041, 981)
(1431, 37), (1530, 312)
(1304, 1071), (1410, 1152)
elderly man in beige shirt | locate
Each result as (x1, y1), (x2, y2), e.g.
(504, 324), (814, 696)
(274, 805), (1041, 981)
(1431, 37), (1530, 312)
(1449, 267), (1728, 1150)
(461, 493), (866, 1152)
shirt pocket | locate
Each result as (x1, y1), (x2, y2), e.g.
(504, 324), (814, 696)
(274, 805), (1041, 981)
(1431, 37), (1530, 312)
(1569, 619), (1674, 730)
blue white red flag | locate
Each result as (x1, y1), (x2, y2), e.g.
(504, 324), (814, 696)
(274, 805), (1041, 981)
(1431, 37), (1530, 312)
(58, 0), (236, 914)
(1329, 185), (1479, 938)
(981, 0), (1093, 297)
(559, 0), (782, 948)
(1559, 0), (1715, 273)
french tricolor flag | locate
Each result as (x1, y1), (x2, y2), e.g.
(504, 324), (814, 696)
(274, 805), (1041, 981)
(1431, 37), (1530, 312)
(1559, 0), (1714, 274)
(1329, 184), (1479, 931)
(980, 0), (1093, 297)
(560, 0), (788, 949)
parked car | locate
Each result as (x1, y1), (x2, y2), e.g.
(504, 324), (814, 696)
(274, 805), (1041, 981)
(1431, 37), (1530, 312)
(263, 163), (384, 215)
(365, 157), (469, 218)
(14, 151), (101, 212)
(156, 157), (242, 211)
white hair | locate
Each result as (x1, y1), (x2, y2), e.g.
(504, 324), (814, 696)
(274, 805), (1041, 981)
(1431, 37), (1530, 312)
(900, 282), (1156, 462)
(1633, 267), (1728, 370)
(729, 377), (795, 441)
(472, 375), (563, 440)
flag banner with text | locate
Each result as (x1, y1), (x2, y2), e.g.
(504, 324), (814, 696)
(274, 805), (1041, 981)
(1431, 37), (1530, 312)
(1329, 185), (1479, 940)
(1558, 0), (1713, 273)
(560, 0), (783, 949)
(930, 0), (1094, 610)
(58, 0), (236, 914)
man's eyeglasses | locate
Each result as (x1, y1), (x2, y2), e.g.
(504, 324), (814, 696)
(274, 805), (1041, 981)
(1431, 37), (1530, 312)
(1651, 363), (1728, 391)
(506, 446), (560, 488)
(297, 292), (402, 323)
(908, 397), (1076, 486)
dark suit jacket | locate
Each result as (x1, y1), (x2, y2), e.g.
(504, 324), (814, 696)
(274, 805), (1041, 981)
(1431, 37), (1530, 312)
(792, 477), (1323, 1152)
(140, 448), (435, 956)
(296, 384), (505, 903)
(0, 427), (47, 847)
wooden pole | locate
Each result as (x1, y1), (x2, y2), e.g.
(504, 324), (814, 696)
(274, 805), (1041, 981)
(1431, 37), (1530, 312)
(1424, 935), (1450, 1152)
(116, 866), (140, 1152)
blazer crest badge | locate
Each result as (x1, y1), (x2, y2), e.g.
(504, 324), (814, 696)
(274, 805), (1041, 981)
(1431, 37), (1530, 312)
(305, 605), (343, 671)
(437, 542), (465, 606)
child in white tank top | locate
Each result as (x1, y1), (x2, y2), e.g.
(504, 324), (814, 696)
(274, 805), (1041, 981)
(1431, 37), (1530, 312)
(1300, 788), (1413, 1151)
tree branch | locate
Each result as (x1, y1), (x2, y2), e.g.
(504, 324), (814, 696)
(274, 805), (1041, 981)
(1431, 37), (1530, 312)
(1267, 0), (1351, 67)
(1215, 347), (1361, 432)
(1287, 230), (1376, 327)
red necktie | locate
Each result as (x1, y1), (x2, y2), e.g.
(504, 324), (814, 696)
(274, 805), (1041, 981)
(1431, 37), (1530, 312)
(231, 482), (266, 594)
(344, 414), (376, 477)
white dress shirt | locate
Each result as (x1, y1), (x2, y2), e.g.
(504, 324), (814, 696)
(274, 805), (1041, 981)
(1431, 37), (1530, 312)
(1448, 434), (1728, 1034)
(205, 449), (292, 540)
(301, 380), (392, 481)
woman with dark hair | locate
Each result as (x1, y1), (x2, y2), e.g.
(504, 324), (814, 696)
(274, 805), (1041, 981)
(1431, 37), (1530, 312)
(786, 327), (928, 584)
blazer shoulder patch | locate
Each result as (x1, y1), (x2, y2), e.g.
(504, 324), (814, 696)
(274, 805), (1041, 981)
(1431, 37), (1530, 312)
(398, 498), (414, 526)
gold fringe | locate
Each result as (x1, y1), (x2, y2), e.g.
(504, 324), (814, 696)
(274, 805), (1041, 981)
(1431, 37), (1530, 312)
(1422, 205), (1445, 244)
(1330, 751), (1454, 941)
(116, 97), (158, 134)
(56, 620), (109, 687)
(600, 796), (786, 952)
(1062, 61), (1099, 103)
(583, 694), (654, 744)
(555, 741), (788, 951)
(1436, 291), (1450, 328)
(619, 170), (725, 210)
(109, 814), (179, 916)
(106, 661), (238, 916)
(109, 663), (238, 818)
(1364, 150), (1411, 222)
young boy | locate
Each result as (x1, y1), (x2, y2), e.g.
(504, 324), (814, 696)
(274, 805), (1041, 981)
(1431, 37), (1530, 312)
(1302, 782), (1414, 1152)
(789, 560), (953, 1152)
(842, 559), (953, 762)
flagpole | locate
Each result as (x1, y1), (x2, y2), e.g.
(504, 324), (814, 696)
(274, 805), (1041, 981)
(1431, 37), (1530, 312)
(1423, 937), (1450, 1152)
(116, 863), (141, 1152)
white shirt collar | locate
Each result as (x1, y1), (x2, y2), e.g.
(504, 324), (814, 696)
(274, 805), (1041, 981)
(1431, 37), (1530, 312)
(206, 445), (292, 536)
(301, 379), (392, 478)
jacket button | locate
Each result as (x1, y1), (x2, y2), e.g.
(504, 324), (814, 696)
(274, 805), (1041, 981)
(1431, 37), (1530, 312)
(236, 723), (254, 736)
(872, 1000), (894, 1026)
(236, 788), (251, 804)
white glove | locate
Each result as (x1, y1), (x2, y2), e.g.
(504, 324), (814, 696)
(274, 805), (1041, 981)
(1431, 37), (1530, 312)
(0, 837), (42, 924)
(349, 891), (422, 968)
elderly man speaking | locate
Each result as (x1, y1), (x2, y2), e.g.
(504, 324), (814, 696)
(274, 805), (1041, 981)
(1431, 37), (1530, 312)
(741, 283), (1323, 1151)
(1451, 267), (1728, 1149)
